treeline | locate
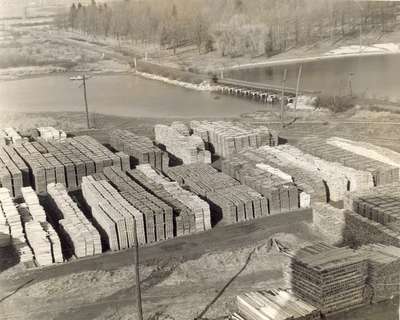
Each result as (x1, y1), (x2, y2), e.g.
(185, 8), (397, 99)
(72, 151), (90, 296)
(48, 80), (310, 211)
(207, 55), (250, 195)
(57, 0), (400, 57)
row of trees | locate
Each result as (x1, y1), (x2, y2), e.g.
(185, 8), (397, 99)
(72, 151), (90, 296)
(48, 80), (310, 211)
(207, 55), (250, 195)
(58, 0), (400, 58)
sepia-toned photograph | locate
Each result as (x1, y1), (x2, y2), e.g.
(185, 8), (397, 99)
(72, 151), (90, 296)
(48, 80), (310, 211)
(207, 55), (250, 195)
(1, 0), (400, 319)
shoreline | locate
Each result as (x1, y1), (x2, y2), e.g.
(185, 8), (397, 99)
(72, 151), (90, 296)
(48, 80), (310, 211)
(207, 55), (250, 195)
(223, 50), (400, 71)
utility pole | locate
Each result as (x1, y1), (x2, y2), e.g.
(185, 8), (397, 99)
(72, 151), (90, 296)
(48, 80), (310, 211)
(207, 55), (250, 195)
(294, 64), (303, 113)
(70, 75), (91, 129)
(133, 219), (143, 320)
(280, 69), (287, 128)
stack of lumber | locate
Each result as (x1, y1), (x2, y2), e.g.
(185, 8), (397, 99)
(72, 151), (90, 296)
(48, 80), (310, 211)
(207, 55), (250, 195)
(0, 199), (10, 247)
(0, 188), (33, 263)
(41, 221), (63, 263)
(327, 137), (400, 178)
(102, 167), (174, 243)
(171, 121), (190, 136)
(0, 146), (25, 198)
(110, 129), (168, 170)
(291, 243), (368, 314)
(13, 136), (129, 193)
(23, 218), (53, 266)
(221, 151), (305, 211)
(344, 182), (400, 225)
(358, 244), (400, 303)
(154, 124), (211, 164)
(297, 137), (399, 186)
(165, 163), (270, 225)
(36, 127), (67, 141)
(81, 176), (146, 250)
(312, 203), (346, 245)
(235, 289), (321, 320)
(127, 164), (211, 236)
(164, 163), (240, 196)
(21, 187), (47, 222)
(47, 183), (101, 258)
(2, 128), (22, 144)
(190, 120), (278, 158)
(344, 210), (400, 247)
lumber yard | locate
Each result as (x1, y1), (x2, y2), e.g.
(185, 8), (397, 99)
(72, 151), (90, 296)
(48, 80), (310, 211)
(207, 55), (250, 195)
(2, 124), (400, 319)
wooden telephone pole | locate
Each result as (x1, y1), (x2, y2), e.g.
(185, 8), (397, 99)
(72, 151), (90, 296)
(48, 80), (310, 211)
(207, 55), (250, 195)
(70, 75), (91, 129)
(280, 69), (288, 128)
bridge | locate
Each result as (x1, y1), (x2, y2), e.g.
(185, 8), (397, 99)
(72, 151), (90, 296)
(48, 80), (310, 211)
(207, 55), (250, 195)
(216, 77), (319, 96)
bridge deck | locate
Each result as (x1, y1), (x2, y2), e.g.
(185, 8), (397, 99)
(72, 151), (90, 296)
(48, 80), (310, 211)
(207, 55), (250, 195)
(217, 78), (319, 95)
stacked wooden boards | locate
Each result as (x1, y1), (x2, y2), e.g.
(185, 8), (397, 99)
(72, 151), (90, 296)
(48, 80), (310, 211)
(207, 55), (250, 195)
(81, 176), (146, 250)
(0, 146), (28, 198)
(36, 127), (67, 141)
(235, 289), (321, 320)
(110, 129), (169, 171)
(154, 124), (211, 164)
(12, 136), (129, 193)
(221, 150), (305, 212)
(312, 203), (346, 245)
(297, 137), (399, 186)
(101, 166), (174, 243)
(290, 242), (368, 314)
(190, 120), (278, 158)
(127, 164), (211, 236)
(358, 244), (400, 303)
(0, 188), (33, 263)
(0, 128), (22, 145)
(344, 182), (400, 225)
(20, 187), (63, 265)
(165, 164), (269, 225)
(47, 183), (102, 258)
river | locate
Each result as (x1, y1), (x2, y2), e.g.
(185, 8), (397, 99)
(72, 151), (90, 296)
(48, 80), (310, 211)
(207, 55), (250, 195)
(0, 74), (264, 118)
(227, 54), (400, 101)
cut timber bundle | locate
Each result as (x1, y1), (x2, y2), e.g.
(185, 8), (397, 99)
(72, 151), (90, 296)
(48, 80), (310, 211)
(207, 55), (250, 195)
(0, 188), (33, 263)
(47, 183), (101, 258)
(0, 146), (27, 198)
(221, 151), (304, 212)
(23, 219), (53, 266)
(13, 135), (129, 193)
(127, 164), (211, 236)
(164, 163), (240, 196)
(344, 210), (400, 247)
(297, 137), (399, 186)
(36, 127), (67, 142)
(236, 289), (321, 320)
(81, 176), (146, 250)
(0, 198), (10, 247)
(1, 128), (22, 145)
(358, 244), (400, 303)
(344, 182), (400, 225)
(154, 124), (211, 164)
(21, 187), (47, 222)
(102, 166), (174, 243)
(110, 129), (168, 170)
(171, 121), (190, 136)
(312, 203), (346, 245)
(190, 120), (278, 158)
(290, 242), (368, 314)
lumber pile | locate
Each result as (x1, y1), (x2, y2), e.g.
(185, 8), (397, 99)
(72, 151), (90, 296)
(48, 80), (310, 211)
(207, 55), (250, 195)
(297, 137), (399, 186)
(0, 188), (33, 263)
(12, 136), (129, 193)
(221, 151), (307, 211)
(21, 187), (47, 222)
(36, 127), (67, 141)
(81, 176), (146, 250)
(102, 166), (174, 243)
(291, 242), (368, 314)
(344, 182), (400, 225)
(190, 120), (278, 158)
(127, 164), (211, 236)
(343, 210), (400, 247)
(235, 289), (321, 320)
(0, 128), (22, 145)
(154, 124), (211, 164)
(110, 129), (169, 170)
(0, 197), (10, 247)
(0, 146), (26, 198)
(165, 163), (270, 225)
(358, 244), (400, 303)
(164, 163), (240, 196)
(47, 183), (101, 258)
(171, 121), (190, 136)
(312, 203), (346, 245)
